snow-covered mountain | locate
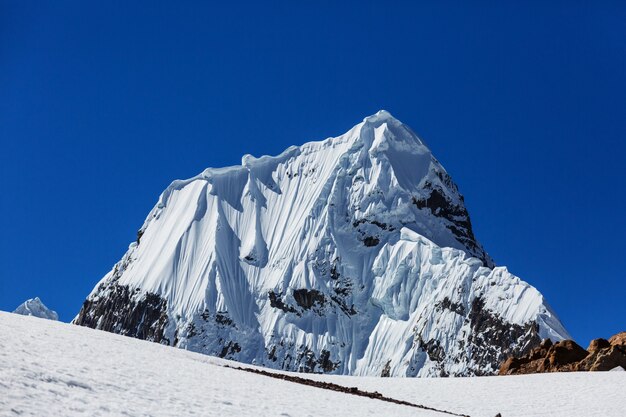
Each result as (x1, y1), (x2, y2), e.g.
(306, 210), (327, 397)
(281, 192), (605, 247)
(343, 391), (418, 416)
(74, 110), (569, 376)
(13, 297), (58, 320)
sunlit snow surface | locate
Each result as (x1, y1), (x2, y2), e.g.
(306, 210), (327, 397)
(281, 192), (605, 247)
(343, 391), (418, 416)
(2, 313), (623, 417)
(0, 313), (440, 417)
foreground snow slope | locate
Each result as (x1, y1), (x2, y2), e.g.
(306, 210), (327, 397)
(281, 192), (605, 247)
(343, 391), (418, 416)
(0, 313), (438, 417)
(2, 312), (624, 417)
(308, 370), (626, 417)
(75, 110), (569, 377)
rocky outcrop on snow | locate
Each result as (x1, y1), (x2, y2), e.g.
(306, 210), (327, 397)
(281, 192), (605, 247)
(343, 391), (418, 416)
(74, 111), (569, 376)
(13, 297), (58, 321)
(609, 332), (626, 346)
(499, 332), (626, 374)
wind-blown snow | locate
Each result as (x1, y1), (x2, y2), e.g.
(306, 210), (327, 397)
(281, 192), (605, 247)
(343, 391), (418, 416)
(12, 297), (58, 321)
(2, 312), (623, 417)
(76, 110), (569, 376)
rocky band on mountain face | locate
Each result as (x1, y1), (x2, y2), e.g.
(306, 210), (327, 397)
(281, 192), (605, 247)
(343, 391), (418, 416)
(499, 331), (626, 374)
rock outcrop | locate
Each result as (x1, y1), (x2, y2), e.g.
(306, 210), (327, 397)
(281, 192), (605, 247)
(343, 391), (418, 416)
(499, 331), (626, 375)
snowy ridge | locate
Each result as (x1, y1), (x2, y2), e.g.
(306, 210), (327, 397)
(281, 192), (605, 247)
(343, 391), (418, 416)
(13, 297), (58, 321)
(75, 111), (569, 376)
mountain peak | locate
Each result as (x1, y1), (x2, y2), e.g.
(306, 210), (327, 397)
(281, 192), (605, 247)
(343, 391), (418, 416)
(13, 297), (58, 320)
(74, 112), (567, 377)
(362, 109), (398, 125)
(359, 111), (428, 156)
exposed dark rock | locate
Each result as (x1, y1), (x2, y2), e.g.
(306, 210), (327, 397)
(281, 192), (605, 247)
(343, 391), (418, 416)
(317, 349), (338, 373)
(215, 313), (234, 326)
(411, 176), (491, 267)
(333, 286), (350, 296)
(74, 282), (169, 344)
(184, 322), (198, 338)
(270, 288), (354, 317)
(353, 219), (391, 230)
(352, 219), (367, 227)
(326, 262), (357, 315)
(420, 337), (446, 363)
(467, 297), (541, 374)
(219, 341), (241, 358)
(436, 297), (465, 315)
(293, 289), (325, 310)
(296, 347), (339, 373)
(412, 187), (474, 243)
(268, 290), (297, 314)
(363, 236), (380, 247)
(329, 294), (357, 316)
(381, 360), (392, 377)
(268, 345), (278, 362)
(352, 218), (394, 249)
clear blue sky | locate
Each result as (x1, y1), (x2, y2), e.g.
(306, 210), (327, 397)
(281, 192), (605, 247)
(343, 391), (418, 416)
(1, 1), (624, 346)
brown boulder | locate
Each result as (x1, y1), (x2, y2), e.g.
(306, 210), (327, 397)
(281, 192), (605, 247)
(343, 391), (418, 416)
(549, 340), (588, 367)
(498, 357), (521, 374)
(500, 331), (626, 375)
(499, 338), (587, 375)
(587, 338), (610, 352)
(531, 338), (553, 359)
(578, 344), (626, 372)
(608, 332), (626, 346)
(590, 345), (626, 371)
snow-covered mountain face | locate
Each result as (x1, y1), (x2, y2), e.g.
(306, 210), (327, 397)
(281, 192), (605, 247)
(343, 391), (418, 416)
(74, 111), (569, 376)
(14, 297), (58, 321)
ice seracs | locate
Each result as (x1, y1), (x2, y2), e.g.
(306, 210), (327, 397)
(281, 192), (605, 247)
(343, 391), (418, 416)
(74, 111), (569, 376)
(13, 297), (58, 321)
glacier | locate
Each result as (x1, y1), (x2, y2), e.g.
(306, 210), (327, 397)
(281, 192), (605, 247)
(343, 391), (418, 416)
(74, 110), (569, 376)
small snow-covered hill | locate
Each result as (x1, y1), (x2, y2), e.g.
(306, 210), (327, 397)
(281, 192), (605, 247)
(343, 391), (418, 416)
(74, 110), (568, 376)
(1, 312), (624, 417)
(12, 297), (58, 320)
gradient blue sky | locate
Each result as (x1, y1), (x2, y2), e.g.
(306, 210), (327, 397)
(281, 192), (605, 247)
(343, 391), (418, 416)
(1, 2), (625, 345)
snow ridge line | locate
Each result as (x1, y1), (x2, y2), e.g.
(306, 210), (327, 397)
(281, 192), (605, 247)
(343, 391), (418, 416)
(227, 365), (472, 417)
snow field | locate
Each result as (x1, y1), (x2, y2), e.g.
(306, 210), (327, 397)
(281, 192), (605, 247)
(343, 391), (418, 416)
(2, 312), (624, 417)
